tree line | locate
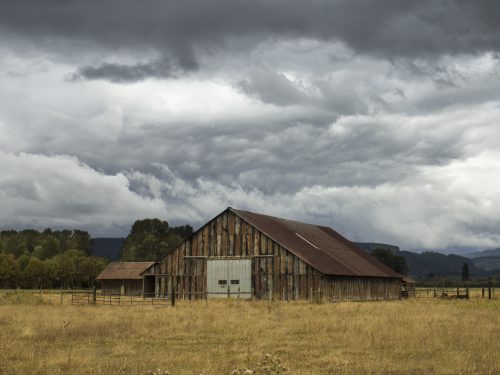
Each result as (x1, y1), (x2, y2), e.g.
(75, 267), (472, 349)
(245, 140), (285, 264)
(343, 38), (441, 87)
(119, 219), (193, 261)
(0, 229), (106, 289)
(0, 220), (194, 289)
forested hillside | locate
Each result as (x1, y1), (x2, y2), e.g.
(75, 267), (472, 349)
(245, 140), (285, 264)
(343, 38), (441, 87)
(0, 229), (107, 289)
(464, 248), (500, 259)
(400, 251), (481, 279)
(358, 242), (500, 280)
(470, 256), (500, 271)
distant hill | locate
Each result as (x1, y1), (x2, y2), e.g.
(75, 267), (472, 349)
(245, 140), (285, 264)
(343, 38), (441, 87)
(91, 238), (124, 261)
(463, 248), (500, 259)
(400, 251), (483, 279)
(355, 242), (499, 279)
(355, 242), (400, 253)
(471, 256), (500, 271)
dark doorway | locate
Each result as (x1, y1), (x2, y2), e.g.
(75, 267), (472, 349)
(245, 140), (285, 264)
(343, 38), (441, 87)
(144, 276), (155, 297)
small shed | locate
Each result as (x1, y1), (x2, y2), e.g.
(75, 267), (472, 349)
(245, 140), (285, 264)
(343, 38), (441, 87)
(400, 276), (416, 298)
(96, 262), (156, 296)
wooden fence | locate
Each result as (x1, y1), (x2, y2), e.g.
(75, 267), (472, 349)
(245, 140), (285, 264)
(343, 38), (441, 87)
(415, 287), (497, 299)
(64, 289), (170, 306)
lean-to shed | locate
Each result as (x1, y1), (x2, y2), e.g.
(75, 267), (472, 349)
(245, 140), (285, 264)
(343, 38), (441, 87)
(152, 208), (403, 301)
(400, 276), (416, 298)
(96, 262), (156, 296)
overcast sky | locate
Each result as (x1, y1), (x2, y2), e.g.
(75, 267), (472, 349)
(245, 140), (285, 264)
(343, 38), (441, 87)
(1, 1), (500, 252)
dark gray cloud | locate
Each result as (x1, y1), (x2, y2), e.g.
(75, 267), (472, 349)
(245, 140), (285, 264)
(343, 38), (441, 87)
(72, 58), (185, 83)
(238, 70), (307, 106)
(1, 0), (500, 80)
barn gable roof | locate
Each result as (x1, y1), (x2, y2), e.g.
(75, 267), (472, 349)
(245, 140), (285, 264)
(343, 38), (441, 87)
(230, 208), (401, 279)
(96, 262), (155, 280)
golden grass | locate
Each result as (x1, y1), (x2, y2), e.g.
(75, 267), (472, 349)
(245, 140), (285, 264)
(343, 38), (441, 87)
(0, 296), (499, 374)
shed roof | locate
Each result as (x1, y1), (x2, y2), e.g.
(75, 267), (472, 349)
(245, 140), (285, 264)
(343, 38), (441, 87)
(96, 262), (155, 280)
(402, 276), (416, 284)
(230, 208), (401, 279)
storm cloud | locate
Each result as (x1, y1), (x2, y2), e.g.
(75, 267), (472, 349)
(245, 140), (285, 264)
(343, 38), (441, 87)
(72, 58), (185, 83)
(1, 1), (500, 79)
(1, 1), (500, 251)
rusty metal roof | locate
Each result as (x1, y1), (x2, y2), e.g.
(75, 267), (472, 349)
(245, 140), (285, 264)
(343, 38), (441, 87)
(231, 208), (402, 279)
(96, 262), (156, 280)
(402, 276), (416, 284)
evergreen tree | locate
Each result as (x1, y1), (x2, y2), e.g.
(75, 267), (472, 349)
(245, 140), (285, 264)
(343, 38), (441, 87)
(461, 262), (470, 282)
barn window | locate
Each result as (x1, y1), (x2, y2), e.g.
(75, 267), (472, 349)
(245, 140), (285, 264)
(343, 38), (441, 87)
(231, 280), (240, 285)
(218, 280), (227, 285)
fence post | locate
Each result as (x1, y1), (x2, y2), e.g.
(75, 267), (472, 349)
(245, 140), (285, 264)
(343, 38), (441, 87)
(269, 279), (273, 304)
(482, 288), (485, 298)
(488, 287), (492, 300)
(205, 291), (208, 307)
(60, 287), (63, 305)
(171, 286), (176, 307)
(227, 285), (230, 299)
(238, 287), (240, 305)
(92, 286), (96, 305)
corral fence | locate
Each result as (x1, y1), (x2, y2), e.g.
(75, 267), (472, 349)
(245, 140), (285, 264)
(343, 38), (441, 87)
(62, 287), (253, 307)
(66, 289), (171, 306)
(415, 287), (497, 300)
(62, 287), (400, 306)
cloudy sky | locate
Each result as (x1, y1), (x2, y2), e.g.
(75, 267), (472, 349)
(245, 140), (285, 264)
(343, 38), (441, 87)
(1, 1), (500, 252)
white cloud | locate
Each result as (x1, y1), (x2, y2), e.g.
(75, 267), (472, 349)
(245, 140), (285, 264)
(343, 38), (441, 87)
(0, 150), (168, 235)
(2, 140), (500, 250)
(124, 149), (500, 250)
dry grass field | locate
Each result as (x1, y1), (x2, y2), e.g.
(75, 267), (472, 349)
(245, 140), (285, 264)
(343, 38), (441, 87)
(0, 293), (499, 375)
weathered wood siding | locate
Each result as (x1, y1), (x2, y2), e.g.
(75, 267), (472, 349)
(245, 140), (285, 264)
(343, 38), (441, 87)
(155, 210), (400, 301)
(100, 279), (144, 296)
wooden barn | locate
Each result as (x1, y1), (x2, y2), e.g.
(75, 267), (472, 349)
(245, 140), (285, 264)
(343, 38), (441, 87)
(96, 262), (156, 296)
(151, 208), (403, 301)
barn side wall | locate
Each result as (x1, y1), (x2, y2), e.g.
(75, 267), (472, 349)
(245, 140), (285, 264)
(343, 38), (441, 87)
(100, 279), (122, 295)
(155, 210), (400, 301)
(100, 279), (144, 296)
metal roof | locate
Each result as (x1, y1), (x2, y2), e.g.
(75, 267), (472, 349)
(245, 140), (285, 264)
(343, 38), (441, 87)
(231, 208), (402, 279)
(402, 276), (416, 284)
(96, 262), (156, 280)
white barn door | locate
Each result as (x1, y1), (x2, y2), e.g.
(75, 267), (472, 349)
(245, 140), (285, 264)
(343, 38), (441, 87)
(207, 259), (251, 299)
